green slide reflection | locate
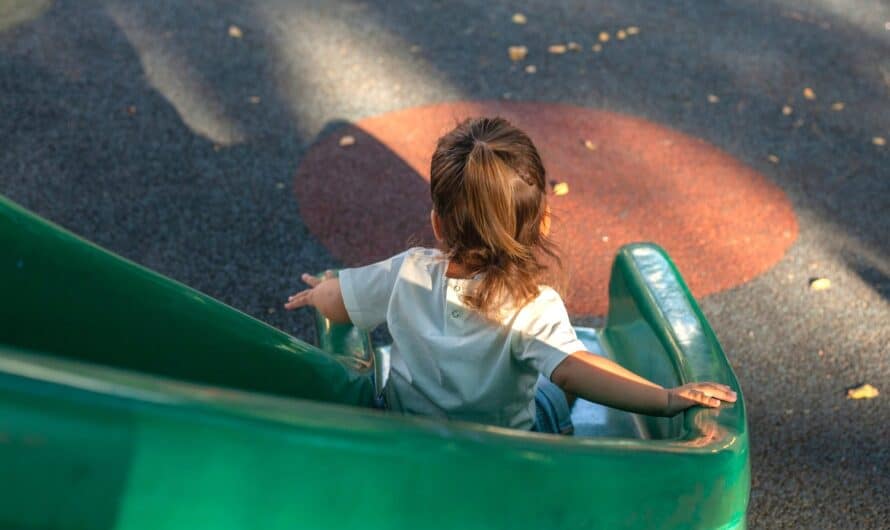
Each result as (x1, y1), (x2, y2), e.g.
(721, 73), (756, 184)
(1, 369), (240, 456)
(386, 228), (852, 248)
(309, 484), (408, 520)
(0, 195), (748, 529)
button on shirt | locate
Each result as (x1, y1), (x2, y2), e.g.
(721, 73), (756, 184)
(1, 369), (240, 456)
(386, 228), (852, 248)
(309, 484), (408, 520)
(339, 247), (586, 430)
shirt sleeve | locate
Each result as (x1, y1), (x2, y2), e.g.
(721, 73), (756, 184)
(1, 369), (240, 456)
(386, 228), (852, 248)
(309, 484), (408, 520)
(338, 249), (413, 331)
(513, 288), (586, 379)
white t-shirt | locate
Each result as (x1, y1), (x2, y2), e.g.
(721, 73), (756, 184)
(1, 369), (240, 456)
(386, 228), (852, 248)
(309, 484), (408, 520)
(339, 247), (585, 430)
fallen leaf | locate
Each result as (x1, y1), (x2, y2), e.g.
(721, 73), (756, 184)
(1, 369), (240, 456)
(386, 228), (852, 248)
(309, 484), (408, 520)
(873, 136), (886, 146)
(803, 87), (816, 100)
(591, 43), (603, 52)
(831, 101), (845, 111)
(248, 95), (261, 104)
(846, 383), (879, 400)
(598, 31), (610, 42)
(616, 30), (627, 40)
(707, 94), (720, 103)
(228, 25), (243, 38)
(584, 139), (597, 150)
(567, 41), (582, 51)
(508, 45), (528, 61)
(782, 105), (793, 116)
(626, 26), (640, 35)
(553, 182), (569, 195)
(339, 135), (356, 147)
(524, 64), (537, 74)
(548, 44), (567, 54)
(809, 277), (831, 291)
(767, 154), (780, 164)
(512, 13), (527, 24)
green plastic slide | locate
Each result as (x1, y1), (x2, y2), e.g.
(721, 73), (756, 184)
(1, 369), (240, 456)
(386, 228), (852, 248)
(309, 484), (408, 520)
(0, 195), (748, 529)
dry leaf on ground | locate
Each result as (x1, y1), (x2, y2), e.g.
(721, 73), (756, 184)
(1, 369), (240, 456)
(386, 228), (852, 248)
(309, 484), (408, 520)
(803, 87), (816, 100)
(598, 31), (610, 42)
(228, 25), (243, 38)
(626, 26), (640, 35)
(584, 139), (597, 150)
(831, 101), (845, 111)
(846, 384), (879, 400)
(767, 154), (780, 164)
(873, 136), (886, 146)
(524, 64), (537, 74)
(782, 105), (793, 115)
(809, 277), (831, 291)
(553, 182), (569, 196)
(707, 94), (720, 103)
(548, 44), (567, 54)
(512, 13), (527, 24)
(567, 41), (581, 51)
(508, 45), (528, 61)
(248, 96), (261, 104)
(591, 43), (603, 52)
(616, 30), (627, 39)
(339, 135), (356, 147)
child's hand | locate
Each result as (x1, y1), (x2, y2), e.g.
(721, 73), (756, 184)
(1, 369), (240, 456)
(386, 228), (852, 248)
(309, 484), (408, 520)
(284, 270), (336, 310)
(665, 383), (737, 416)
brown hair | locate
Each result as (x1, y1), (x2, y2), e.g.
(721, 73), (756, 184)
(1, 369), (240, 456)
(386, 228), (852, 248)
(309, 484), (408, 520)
(430, 117), (561, 315)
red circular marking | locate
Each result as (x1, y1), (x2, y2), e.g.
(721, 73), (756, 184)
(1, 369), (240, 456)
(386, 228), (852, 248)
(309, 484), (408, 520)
(295, 102), (798, 315)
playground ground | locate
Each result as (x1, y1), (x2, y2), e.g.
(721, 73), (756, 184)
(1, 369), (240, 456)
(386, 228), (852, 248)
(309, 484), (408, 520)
(1, 1), (888, 527)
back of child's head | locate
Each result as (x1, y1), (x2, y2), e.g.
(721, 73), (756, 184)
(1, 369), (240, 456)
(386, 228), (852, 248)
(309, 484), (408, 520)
(430, 117), (560, 315)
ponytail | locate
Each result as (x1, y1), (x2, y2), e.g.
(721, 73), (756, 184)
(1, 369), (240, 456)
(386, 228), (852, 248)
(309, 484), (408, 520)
(430, 117), (561, 315)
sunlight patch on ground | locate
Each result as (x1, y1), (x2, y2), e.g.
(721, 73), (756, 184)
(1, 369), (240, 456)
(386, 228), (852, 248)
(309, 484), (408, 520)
(0, 0), (52, 33)
(252, 1), (457, 138)
(105, 2), (246, 146)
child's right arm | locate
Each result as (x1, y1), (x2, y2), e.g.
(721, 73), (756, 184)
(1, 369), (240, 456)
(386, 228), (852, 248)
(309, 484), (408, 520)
(284, 271), (351, 324)
(550, 351), (737, 417)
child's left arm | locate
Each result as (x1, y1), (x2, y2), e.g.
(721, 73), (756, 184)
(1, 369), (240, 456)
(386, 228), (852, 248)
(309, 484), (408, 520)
(284, 271), (351, 324)
(551, 352), (737, 417)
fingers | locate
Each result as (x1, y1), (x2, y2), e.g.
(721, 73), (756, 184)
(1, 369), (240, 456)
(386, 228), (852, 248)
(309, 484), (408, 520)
(679, 383), (737, 408)
(285, 271), (335, 310)
(284, 289), (313, 310)
(679, 389), (717, 408)
(301, 270), (335, 287)
(699, 383), (737, 403)
(301, 273), (322, 287)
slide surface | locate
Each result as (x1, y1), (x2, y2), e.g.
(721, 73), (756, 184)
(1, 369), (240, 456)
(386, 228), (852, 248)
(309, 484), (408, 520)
(0, 195), (748, 529)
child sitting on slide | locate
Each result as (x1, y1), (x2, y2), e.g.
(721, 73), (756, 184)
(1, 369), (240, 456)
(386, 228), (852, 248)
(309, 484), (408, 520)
(285, 117), (735, 434)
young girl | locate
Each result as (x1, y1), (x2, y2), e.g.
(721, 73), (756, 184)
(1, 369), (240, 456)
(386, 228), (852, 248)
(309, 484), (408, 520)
(284, 117), (735, 434)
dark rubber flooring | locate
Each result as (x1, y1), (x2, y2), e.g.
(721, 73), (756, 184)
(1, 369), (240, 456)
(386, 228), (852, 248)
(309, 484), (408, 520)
(1, 1), (887, 527)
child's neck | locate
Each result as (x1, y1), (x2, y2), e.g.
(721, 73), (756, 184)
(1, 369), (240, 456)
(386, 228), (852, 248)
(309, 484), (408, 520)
(445, 260), (475, 279)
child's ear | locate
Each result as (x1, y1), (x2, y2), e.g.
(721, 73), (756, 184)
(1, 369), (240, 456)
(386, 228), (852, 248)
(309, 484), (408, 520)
(430, 210), (444, 242)
(540, 205), (552, 237)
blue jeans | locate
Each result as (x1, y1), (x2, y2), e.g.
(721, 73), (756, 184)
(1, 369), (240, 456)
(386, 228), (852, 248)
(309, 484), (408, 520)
(532, 374), (574, 435)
